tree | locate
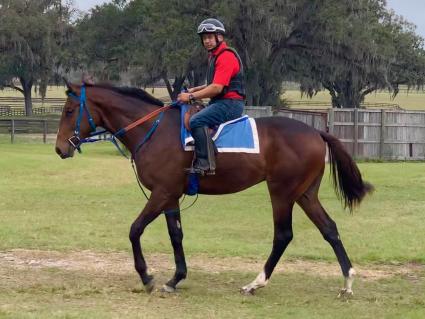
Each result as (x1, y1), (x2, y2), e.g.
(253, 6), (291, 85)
(126, 0), (209, 100)
(69, 0), (134, 82)
(0, 0), (73, 115)
(295, 0), (425, 108)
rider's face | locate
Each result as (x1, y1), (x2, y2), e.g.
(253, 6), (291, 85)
(202, 33), (221, 50)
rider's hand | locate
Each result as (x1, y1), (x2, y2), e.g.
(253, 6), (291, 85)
(177, 93), (191, 103)
(187, 88), (195, 93)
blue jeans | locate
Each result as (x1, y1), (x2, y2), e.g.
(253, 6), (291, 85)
(189, 99), (245, 130)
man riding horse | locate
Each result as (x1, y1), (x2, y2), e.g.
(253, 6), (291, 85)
(177, 18), (246, 175)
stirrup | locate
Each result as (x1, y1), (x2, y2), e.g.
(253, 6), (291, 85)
(184, 167), (215, 176)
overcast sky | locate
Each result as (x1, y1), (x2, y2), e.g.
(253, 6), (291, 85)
(386, 0), (425, 38)
(73, 0), (425, 38)
(73, 0), (110, 12)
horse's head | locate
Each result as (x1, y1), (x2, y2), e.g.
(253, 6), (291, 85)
(55, 81), (100, 159)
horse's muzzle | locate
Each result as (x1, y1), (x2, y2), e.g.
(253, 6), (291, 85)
(55, 141), (75, 159)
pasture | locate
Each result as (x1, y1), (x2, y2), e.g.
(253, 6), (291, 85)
(0, 142), (424, 318)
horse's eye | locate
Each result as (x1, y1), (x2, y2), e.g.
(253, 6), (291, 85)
(66, 109), (74, 116)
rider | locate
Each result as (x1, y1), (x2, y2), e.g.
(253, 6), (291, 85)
(177, 18), (246, 175)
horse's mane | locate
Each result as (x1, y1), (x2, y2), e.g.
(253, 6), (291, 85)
(87, 83), (164, 107)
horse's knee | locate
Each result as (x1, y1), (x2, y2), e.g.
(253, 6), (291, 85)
(275, 228), (293, 245)
(129, 222), (143, 243)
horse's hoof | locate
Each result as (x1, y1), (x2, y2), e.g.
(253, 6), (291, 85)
(144, 277), (155, 294)
(240, 287), (255, 295)
(161, 284), (176, 293)
(337, 288), (353, 298)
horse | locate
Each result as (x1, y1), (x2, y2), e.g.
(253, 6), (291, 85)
(55, 82), (373, 296)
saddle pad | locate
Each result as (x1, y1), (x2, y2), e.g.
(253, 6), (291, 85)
(180, 103), (260, 153)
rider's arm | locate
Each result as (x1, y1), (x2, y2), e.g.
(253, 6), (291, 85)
(178, 83), (223, 103)
(188, 85), (207, 93)
(190, 84), (224, 99)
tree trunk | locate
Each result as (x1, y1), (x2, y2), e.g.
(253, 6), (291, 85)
(325, 81), (363, 108)
(20, 78), (34, 116)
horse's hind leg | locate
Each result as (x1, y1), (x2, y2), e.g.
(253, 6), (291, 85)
(162, 208), (187, 292)
(297, 174), (355, 297)
(241, 181), (294, 295)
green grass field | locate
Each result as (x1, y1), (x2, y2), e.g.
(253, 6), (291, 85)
(0, 142), (424, 318)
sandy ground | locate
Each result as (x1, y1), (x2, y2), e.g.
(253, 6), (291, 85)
(0, 249), (423, 282)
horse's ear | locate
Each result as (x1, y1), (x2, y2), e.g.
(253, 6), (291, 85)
(63, 76), (72, 90)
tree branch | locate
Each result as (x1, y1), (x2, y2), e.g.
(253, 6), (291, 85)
(4, 84), (24, 94)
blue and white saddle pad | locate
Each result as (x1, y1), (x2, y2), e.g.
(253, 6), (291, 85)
(179, 104), (260, 153)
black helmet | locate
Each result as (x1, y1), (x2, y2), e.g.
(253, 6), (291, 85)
(197, 18), (226, 35)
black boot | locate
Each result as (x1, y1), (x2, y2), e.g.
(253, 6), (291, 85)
(189, 126), (216, 175)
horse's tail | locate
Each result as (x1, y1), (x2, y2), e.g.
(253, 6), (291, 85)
(319, 131), (374, 211)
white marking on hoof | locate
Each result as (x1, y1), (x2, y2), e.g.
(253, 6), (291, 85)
(337, 288), (354, 298)
(338, 267), (355, 298)
(240, 271), (268, 295)
(161, 284), (176, 293)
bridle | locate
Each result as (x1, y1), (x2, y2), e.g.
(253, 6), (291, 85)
(66, 83), (172, 157)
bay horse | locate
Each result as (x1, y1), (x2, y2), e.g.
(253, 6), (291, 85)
(55, 83), (373, 296)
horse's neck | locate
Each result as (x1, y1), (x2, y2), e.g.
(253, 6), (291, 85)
(98, 98), (159, 134)
(94, 96), (167, 153)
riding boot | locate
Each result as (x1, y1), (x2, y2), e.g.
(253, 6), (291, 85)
(189, 126), (216, 175)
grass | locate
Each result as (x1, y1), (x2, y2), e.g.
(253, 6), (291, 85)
(0, 265), (423, 319)
(285, 90), (425, 110)
(1, 143), (425, 262)
(0, 143), (424, 318)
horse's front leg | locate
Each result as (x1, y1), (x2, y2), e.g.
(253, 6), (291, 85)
(129, 192), (177, 293)
(162, 208), (187, 292)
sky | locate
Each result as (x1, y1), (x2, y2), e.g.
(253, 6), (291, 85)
(73, 0), (110, 12)
(73, 0), (425, 39)
(386, 0), (425, 38)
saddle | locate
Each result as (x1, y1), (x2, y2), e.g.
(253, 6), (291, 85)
(184, 102), (206, 131)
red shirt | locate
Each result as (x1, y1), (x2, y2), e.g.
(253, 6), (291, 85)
(210, 42), (244, 100)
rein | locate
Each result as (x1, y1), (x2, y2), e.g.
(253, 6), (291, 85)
(66, 85), (198, 206)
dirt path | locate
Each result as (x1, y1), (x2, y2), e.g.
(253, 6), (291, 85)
(0, 249), (423, 281)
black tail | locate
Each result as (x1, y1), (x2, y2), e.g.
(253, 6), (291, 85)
(320, 131), (374, 211)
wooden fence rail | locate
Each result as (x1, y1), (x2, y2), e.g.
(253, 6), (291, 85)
(328, 109), (425, 160)
(0, 119), (59, 143)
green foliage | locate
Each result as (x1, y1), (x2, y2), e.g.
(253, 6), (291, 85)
(70, 1), (136, 81)
(126, 0), (203, 98)
(296, 0), (425, 108)
(2, 0), (424, 107)
(0, 0), (73, 114)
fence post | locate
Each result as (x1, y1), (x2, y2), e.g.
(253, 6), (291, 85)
(353, 108), (359, 159)
(328, 108), (334, 134)
(266, 105), (272, 117)
(11, 119), (15, 144)
(380, 109), (386, 160)
(43, 120), (47, 144)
